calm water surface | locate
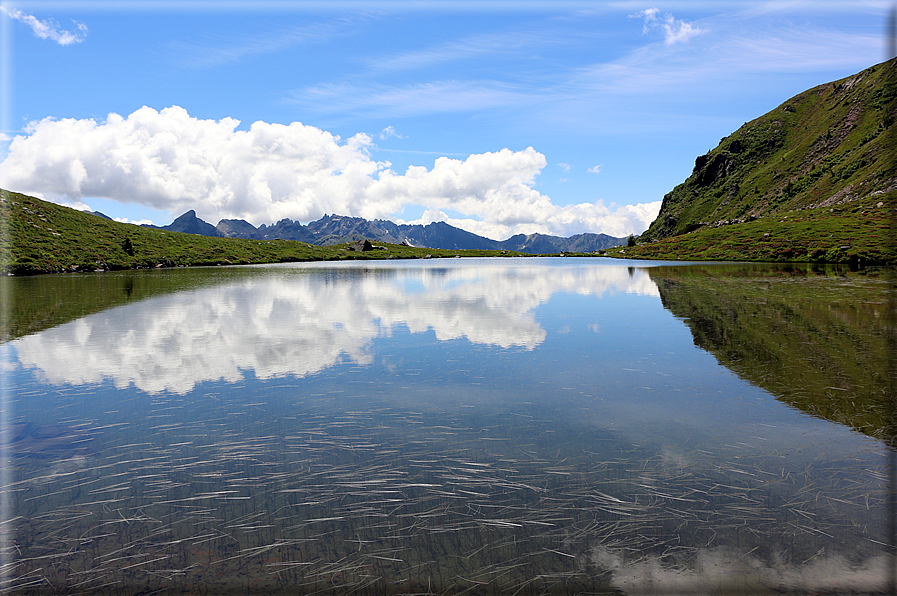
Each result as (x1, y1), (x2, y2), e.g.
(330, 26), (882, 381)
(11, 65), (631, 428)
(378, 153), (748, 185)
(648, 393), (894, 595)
(2, 258), (893, 595)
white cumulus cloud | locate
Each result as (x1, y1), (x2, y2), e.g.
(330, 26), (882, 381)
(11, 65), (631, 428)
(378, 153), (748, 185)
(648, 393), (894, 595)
(0, 7), (88, 45)
(0, 106), (659, 237)
(631, 7), (706, 46)
(113, 216), (154, 226)
(380, 125), (403, 140)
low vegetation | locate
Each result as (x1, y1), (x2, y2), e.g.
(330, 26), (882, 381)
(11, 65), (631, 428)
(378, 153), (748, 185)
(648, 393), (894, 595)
(605, 200), (895, 264)
(0, 190), (524, 276)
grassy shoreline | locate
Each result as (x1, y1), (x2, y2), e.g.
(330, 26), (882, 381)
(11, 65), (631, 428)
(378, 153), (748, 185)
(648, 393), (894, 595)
(3, 189), (895, 275)
(1, 190), (532, 276)
(606, 200), (896, 265)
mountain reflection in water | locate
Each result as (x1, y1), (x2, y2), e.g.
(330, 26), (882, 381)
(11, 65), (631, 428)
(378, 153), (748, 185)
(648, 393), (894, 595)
(3, 259), (892, 595)
(649, 263), (896, 447)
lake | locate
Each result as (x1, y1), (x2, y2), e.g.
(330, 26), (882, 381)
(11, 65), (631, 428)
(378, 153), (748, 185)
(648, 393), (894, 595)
(1, 258), (893, 595)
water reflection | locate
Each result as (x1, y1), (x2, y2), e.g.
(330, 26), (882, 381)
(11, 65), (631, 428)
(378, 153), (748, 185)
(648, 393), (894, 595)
(11, 260), (658, 394)
(649, 264), (896, 446)
(3, 259), (891, 595)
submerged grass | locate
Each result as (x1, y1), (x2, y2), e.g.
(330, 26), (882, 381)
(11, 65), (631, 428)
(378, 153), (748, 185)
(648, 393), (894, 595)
(6, 378), (888, 595)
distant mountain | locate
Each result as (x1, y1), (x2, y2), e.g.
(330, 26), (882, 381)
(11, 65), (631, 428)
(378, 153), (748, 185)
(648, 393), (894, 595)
(216, 218), (260, 239)
(148, 210), (625, 254)
(502, 232), (623, 254)
(164, 210), (222, 236)
(398, 220), (502, 251)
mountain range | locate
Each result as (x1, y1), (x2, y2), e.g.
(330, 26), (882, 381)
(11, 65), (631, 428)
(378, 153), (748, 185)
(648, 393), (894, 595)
(144, 211), (627, 254)
(4, 58), (895, 275)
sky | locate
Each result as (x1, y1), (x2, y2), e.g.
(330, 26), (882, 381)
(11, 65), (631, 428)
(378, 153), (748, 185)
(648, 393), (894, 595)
(0, 1), (891, 240)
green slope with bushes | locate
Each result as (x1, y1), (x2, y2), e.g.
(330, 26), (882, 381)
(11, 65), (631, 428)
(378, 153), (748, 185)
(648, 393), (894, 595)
(0, 190), (520, 276)
(621, 58), (896, 264)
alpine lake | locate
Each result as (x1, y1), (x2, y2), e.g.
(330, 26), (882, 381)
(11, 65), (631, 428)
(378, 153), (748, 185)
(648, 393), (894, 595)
(1, 257), (894, 595)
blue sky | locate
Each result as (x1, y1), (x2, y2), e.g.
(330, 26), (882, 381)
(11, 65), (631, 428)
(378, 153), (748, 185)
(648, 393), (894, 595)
(0, 1), (890, 239)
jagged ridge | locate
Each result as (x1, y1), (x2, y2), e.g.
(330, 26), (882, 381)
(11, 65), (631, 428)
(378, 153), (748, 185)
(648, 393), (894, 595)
(152, 211), (625, 254)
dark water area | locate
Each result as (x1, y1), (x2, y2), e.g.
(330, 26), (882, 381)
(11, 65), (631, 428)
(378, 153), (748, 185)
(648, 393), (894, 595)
(1, 258), (893, 594)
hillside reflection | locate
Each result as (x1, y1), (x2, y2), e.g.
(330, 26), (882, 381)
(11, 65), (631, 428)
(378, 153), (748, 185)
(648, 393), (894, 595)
(11, 261), (659, 394)
(649, 264), (896, 446)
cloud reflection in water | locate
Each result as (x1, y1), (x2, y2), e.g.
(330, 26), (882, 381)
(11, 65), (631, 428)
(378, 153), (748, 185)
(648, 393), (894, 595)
(12, 261), (659, 394)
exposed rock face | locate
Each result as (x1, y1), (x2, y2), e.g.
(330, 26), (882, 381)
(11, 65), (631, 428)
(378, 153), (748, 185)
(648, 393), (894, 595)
(217, 219), (262, 239)
(693, 153), (735, 187)
(259, 219), (316, 243)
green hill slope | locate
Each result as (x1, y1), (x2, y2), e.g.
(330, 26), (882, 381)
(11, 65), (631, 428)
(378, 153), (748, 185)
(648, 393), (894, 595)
(623, 58), (896, 264)
(0, 190), (518, 276)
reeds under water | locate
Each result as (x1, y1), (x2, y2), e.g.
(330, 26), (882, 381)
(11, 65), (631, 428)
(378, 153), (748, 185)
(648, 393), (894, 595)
(2, 380), (888, 595)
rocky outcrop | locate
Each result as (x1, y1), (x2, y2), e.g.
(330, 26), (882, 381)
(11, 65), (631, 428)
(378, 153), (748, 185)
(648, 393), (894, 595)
(217, 218), (262, 239)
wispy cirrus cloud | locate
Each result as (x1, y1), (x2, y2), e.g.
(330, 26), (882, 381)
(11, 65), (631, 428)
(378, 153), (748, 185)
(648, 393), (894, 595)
(165, 19), (353, 69)
(368, 28), (556, 73)
(286, 79), (535, 117)
(573, 22), (879, 98)
(0, 7), (87, 45)
(285, 11), (877, 129)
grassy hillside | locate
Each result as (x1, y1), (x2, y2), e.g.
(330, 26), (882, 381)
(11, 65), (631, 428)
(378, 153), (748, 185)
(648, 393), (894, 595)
(625, 58), (896, 264)
(0, 190), (522, 276)
(607, 200), (895, 264)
